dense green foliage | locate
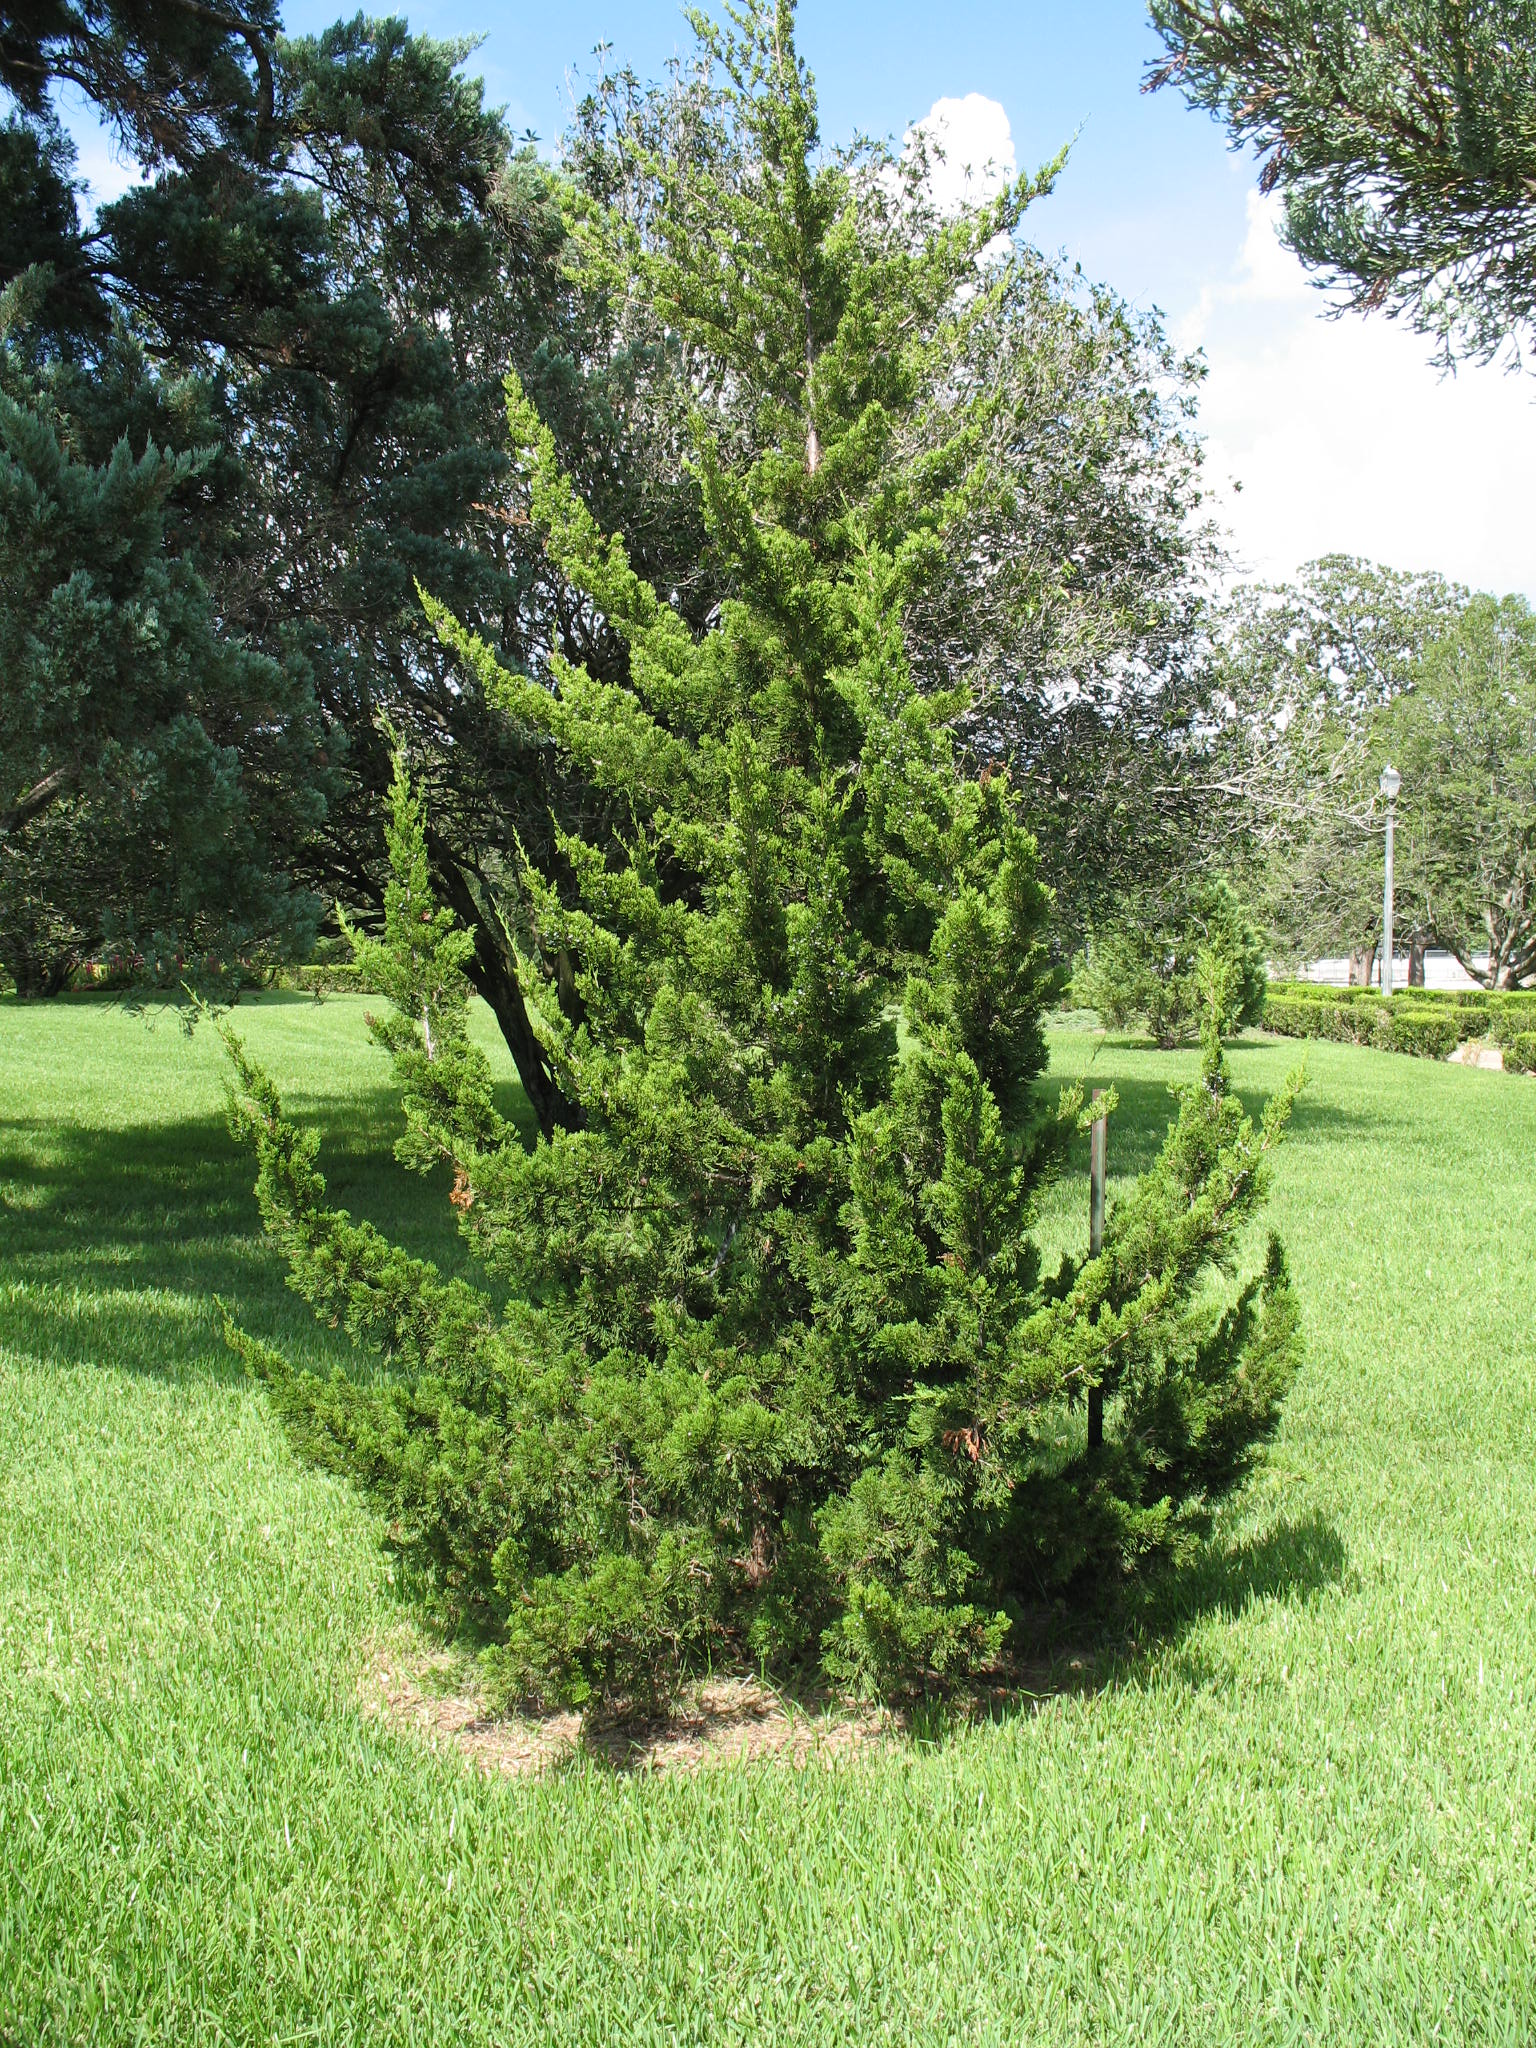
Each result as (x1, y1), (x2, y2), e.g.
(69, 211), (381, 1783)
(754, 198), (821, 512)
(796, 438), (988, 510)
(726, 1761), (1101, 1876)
(0, 2), (320, 988)
(220, 6), (1301, 1708)
(0, 271), (322, 994)
(1148, 0), (1536, 365)
(1261, 980), (1536, 1059)
(1076, 879), (1267, 1046)
(0, 1), (281, 151)
(1385, 595), (1536, 989)
(6, 998), (1536, 2043)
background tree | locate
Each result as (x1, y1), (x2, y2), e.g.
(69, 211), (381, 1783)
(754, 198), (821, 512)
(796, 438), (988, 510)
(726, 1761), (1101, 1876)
(0, 0), (328, 993)
(925, 257), (1218, 941)
(1387, 595), (1536, 987)
(1076, 878), (1267, 1046)
(224, 0), (1301, 1711)
(1147, 0), (1536, 365)
(1208, 554), (1464, 978)
(0, 272), (322, 994)
(0, 3), (708, 1102)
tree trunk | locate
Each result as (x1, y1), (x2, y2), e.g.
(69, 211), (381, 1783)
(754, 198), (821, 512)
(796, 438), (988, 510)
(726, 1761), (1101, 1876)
(1348, 944), (1376, 987)
(3, 946), (38, 999)
(1443, 939), (1495, 989)
(426, 840), (578, 1140)
(1407, 934), (1426, 987)
(2, 938), (75, 998)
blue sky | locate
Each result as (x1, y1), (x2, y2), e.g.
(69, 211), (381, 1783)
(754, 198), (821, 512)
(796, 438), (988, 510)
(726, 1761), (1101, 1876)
(59, 0), (1536, 599)
(276, 0), (1255, 319)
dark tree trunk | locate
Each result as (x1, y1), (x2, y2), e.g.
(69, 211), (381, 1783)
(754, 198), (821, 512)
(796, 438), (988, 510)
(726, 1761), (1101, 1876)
(427, 840), (578, 1140)
(1407, 934), (1426, 987)
(555, 946), (585, 1026)
(4, 949), (37, 999)
(3, 941), (75, 999)
(1348, 944), (1376, 987)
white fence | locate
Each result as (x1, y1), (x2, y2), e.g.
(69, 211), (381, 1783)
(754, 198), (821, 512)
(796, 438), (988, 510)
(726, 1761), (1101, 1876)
(1295, 951), (1486, 991)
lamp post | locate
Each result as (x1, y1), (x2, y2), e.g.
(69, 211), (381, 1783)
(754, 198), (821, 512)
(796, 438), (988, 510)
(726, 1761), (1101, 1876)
(1380, 764), (1401, 996)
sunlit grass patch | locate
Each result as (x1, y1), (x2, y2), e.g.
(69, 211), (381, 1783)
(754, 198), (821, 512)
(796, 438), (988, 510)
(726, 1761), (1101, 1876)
(2, 995), (1534, 2045)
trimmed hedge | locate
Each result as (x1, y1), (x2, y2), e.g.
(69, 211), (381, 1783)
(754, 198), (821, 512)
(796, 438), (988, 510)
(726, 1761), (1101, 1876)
(1263, 984), (1502, 1062)
(1490, 995), (1536, 1047)
(1270, 981), (1471, 1005)
(58, 949), (391, 1000)
(1269, 985), (1472, 1016)
(1507, 1032), (1536, 1076)
(1269, 980), (1534, 1014)
(1389, 1009), (1467, 1060)
(269, 963), (386, 996)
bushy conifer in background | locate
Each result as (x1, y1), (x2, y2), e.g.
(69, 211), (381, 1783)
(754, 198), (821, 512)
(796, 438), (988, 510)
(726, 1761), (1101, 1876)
(1076, 879), (1268, 1048)
(224, 2), (1302, 1707)
(0, 275), (323, 995)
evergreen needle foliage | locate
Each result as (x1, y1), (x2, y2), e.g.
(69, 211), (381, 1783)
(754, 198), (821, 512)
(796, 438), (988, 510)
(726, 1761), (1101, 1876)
(1148, 0), (1536, 367)
(1077, 879), (1268, 1049)
(223, 1), (1303, 1707)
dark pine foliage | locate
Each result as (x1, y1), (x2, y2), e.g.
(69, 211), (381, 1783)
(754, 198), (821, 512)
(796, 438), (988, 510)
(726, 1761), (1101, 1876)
(1147, 0), (1536, 366)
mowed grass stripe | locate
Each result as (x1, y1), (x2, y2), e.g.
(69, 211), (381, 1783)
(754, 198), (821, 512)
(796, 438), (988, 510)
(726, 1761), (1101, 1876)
(2, 996), (1534, 2045)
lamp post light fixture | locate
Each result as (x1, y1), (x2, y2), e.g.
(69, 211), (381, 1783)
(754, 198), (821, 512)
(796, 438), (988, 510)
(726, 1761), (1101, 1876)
(1380, 764), (1402, 996)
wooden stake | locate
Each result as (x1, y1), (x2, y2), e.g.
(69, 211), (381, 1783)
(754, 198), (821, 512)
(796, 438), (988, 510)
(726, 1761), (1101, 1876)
(1088, 1087), (1107, 1450)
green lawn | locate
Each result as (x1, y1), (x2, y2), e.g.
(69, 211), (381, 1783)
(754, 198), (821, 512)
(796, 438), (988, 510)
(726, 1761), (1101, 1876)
(3, 994), (1534, 2046)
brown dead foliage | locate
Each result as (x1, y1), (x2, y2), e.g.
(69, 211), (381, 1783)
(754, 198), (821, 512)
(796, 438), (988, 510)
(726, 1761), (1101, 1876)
(357, 1638), (891, 1777)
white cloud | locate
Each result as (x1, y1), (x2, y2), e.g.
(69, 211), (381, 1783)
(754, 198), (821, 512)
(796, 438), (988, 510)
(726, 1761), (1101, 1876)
(71, 132), (146, 211)
(910, 93), (1017, 215)
(1182, 191), (1536, 601)
(901, 94), (1018, 272)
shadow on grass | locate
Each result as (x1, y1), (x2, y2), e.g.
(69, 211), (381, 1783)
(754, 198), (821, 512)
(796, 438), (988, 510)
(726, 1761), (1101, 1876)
(1050, 1046), (1384, 1184)
(1143, 1510), (1349, 1633)
(893, 1511), (1350, 1754)
(0, 1081), (521, 1386)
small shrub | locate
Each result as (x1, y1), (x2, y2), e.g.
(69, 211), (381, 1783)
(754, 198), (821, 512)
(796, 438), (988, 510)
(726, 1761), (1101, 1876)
(1490, 994), (1536, 1047)
(1506, 1031), (1536, 1075)
(1260, 995), (1335, 1042)
(1262, 991), (1380, 1047)
(1076, 881), (1267, 1048)
(1451, 1000), (1493, 1037)
(1386, 1007), (1463, 1060)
